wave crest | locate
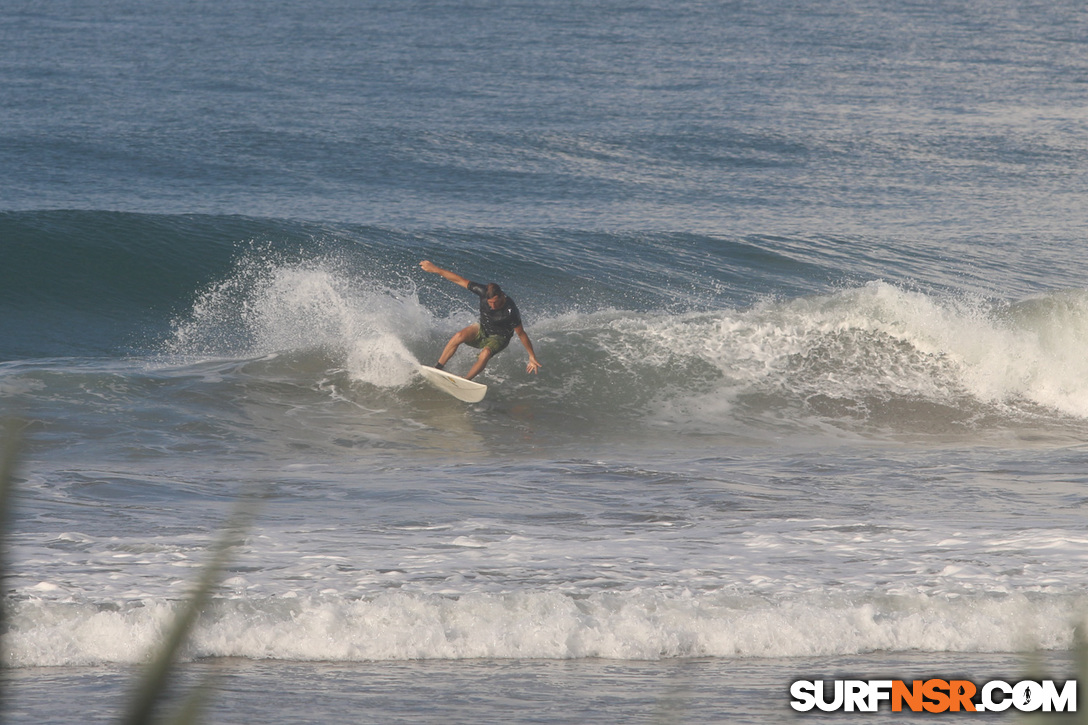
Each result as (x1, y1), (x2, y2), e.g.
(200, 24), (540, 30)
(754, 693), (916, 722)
(537, 282), (1088, 438)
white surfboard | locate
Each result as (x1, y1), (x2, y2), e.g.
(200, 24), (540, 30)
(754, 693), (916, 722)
(419, 365), (488, 403)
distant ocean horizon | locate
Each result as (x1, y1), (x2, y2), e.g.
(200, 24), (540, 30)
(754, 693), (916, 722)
(3, 1), (1087, 722)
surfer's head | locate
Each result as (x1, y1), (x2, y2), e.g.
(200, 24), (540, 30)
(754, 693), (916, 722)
(485, 283), (506, 309)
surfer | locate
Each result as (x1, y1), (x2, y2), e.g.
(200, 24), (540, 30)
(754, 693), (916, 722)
(419, 260), (542, 380)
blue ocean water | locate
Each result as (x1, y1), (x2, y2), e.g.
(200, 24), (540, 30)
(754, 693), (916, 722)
(2, 1), (1087, 722)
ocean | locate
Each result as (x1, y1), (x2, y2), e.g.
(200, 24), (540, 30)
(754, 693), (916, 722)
(2, 0), (1087, 722)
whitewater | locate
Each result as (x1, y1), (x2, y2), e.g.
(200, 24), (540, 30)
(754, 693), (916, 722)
(6, 233), (1087, 670)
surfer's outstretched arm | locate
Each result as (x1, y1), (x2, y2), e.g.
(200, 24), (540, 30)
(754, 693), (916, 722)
(420, 260), (470, 289)
(515, 325), (542, 374)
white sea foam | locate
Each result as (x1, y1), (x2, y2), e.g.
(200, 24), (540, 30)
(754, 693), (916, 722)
(614, 282), (1088, 433)
(7, 589), (1086, 667)
(162, 250), (1088, 436)
(8, 498), (1088, 669)
(167, 251), (432, 388)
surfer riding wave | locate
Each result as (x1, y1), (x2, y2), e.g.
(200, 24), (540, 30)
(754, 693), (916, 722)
(419, 260), (542, 380)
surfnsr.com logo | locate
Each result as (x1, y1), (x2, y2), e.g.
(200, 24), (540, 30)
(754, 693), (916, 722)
(790, 679), (1077, 713)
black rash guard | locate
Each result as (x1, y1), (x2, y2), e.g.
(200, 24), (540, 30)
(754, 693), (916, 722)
(468, 281), (522, 340)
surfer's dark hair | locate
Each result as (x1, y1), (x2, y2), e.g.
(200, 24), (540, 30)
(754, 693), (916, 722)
(485, 283), (505, 300)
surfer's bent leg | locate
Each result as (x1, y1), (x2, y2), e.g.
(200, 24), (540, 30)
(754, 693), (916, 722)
(462, 332), (510, 379)
(438, 324), (480, 368)
(465, 348), (493, 380)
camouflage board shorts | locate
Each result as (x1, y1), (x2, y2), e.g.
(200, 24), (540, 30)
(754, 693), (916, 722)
(466, 324), (511, 354)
